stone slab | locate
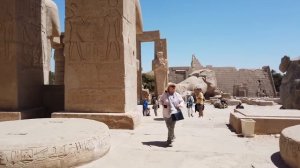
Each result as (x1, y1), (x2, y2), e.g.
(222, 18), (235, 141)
(226, 99), (241, 106)
(0, 112), (20, 122)
(236, 108), (300, 118)
(0, 108), (45, 122)
(230, 108), (300, 134)
(280, 125), (300, 168)
(0, 118), (110, 167)
(52, 111), (142, 130)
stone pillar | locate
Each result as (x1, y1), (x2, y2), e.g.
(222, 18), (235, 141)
(153, 39), (168, 96)
(54, 34), (65, 85)
(53, 0), (143, 129)
(0, 0), (44, 118)
(136, 41), (142, 104)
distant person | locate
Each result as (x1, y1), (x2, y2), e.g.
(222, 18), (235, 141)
(186, 92), (194, 117)
(152, 97), (159, 117)
(195, 88), (205, 118)
(143, 99), (149, 116)
(160, 83), (184, 147)
(236, 102), (244, 109)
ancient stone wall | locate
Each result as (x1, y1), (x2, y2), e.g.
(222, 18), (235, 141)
(0, 0), (44, 110)
(65, 0), (138, 113)
(207, 67), (276, 97)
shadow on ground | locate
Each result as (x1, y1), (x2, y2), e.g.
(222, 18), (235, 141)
(271, 152), (290, 168)
(142, 141), (168, 148)
(154, 118), (165, 121)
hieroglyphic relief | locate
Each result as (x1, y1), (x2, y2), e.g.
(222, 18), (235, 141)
(0, 1), (15, 64)
(0, 135), (110, 167)
(104, 0), (123, 62)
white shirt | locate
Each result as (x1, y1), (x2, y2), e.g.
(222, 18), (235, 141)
(159, 92), (184, 118)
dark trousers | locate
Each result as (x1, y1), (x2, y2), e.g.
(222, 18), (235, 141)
(165, 117), (176, 142)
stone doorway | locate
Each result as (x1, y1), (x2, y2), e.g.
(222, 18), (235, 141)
(137, 31), (169, 104)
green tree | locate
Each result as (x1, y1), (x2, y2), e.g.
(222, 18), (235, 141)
(142, 72), (155, 93)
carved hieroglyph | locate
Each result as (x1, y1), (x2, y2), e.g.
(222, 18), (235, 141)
(42, 0), (61, 84)
(65, 0), (138, 113)
(0, 118), (110, 167)
(0, 0), (44, 110)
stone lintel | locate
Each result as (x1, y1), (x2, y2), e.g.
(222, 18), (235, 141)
(137, 30), (160, 42)
(52, 111), (142, 130)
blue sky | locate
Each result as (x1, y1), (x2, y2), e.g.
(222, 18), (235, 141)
(52, 0), (300, 72)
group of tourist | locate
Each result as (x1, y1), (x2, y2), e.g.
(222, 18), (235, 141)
(142, 83), (205, 147)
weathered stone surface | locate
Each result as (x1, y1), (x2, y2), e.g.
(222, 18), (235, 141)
(0, 118), (110, 168)
(226, 99), (241, 106)
(65, 0), (140, 113)
(153, 50), (168, 96)
(230, 107), (300, 134)
(0, 0), (44, 111)
(52, 111), (142, 130)
(279, 56), (300, 110)
(0, 112), (20, 122)
(280, 125), (300, 168)
(221, 93), (231, 99)
(54, 33), (65, 85)
(176, 69), (218, 97)
(169, 56), (277, 97)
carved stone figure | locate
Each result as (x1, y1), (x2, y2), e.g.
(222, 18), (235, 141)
(279, 56), (300, 109)
(42, 0), (61, 84)
(105, 0), (122, 61)
(153, 52), (168, 96)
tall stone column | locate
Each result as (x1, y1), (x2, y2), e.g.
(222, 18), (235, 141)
(53, 0), (143, 129)
(0, 0), (44, 119)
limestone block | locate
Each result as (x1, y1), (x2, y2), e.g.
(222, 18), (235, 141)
(52, 111), (142, 130)
(226, 99), (242, 106)
(221, 93), (231, 99)
(0, 112), (20, 122)
(280, 125), (300, 168)
(0, 118), (110, 167)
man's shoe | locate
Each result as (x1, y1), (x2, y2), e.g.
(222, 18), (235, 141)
(166, 140), (173, 147)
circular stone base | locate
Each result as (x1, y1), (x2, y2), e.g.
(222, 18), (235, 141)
(280, 125), (300, 168)
(0, 118), (110, 168)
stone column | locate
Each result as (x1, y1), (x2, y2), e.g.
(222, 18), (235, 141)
(54, 34), (65, 85)
(136, 40), (142, 104)
(0, 0), (44, 118)
(53, 0), (143, 129)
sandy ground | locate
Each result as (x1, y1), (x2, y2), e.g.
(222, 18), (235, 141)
(80, 104), (290, 168)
